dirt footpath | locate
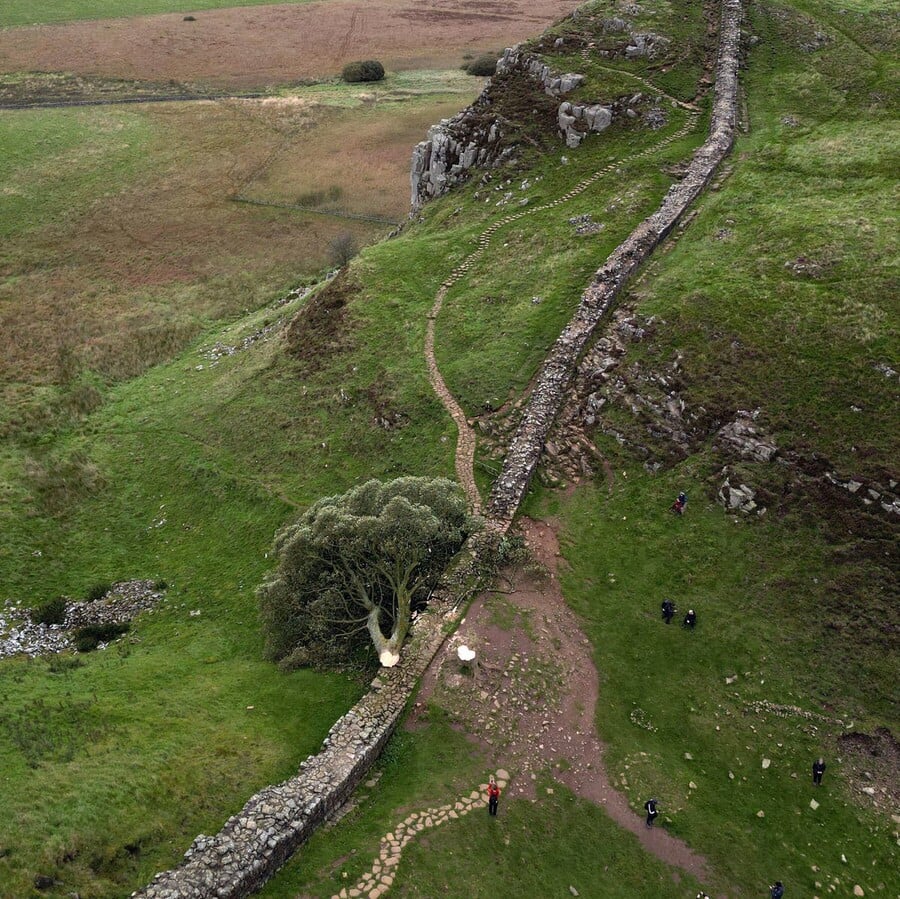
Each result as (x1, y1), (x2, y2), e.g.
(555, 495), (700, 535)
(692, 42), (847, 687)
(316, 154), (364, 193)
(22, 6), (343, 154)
(0, 0), (581, 89)
(409, 517), (724, 892)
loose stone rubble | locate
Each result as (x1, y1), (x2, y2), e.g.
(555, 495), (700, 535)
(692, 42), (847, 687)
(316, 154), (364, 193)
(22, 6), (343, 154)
(201, 286), (314, 366)
(0, 580), (166, 660)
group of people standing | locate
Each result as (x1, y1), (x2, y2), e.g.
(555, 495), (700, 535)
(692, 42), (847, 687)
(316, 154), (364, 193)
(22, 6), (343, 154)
(661, 597), (696, 629)
(639, 493), (830, 897)
(482, 489), (828, 899)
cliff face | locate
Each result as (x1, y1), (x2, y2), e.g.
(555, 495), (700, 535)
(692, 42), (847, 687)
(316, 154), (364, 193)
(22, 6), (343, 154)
(410, 47), (589, 211)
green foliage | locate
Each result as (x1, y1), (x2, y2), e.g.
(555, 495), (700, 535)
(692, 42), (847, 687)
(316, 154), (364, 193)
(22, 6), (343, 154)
(85, 582), (111, 602)
(463, 54), (498, 76)
(341, 60), (386, 84)
(72, 622), (129, 653)
(258, 477), (475, 664)
(31, 596), (67, 626)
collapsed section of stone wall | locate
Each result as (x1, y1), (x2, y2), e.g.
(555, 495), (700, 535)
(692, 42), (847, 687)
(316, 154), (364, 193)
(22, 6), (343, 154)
(487, 0), (743, 527)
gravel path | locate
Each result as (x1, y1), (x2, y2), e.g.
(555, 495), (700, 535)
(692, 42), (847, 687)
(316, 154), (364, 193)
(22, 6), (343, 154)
(422, 104), (701, 515)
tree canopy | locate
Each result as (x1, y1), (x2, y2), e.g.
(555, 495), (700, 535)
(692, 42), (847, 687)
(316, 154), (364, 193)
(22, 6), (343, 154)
(258, 477), (476, 668)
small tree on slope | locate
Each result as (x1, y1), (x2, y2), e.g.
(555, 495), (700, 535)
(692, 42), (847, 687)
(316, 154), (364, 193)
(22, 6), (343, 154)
(258, 477), (476, 667)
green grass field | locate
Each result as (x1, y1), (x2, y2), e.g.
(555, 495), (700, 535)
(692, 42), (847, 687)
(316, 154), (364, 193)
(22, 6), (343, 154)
(0, 0), (316, 28)
(0, 0), (896, 895)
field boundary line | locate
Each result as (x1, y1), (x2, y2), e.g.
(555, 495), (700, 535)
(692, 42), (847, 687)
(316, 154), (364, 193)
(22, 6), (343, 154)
(230, 196), (402, 225)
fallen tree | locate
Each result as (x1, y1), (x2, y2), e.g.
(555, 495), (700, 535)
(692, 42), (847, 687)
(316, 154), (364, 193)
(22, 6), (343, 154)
(258, 477), (477, 667)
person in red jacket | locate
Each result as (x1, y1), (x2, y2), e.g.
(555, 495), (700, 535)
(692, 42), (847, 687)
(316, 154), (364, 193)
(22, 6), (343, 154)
(487, 775), (500, 816)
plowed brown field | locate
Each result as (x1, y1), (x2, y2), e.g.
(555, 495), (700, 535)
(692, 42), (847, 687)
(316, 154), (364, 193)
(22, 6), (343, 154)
(0, 0), (581, 89)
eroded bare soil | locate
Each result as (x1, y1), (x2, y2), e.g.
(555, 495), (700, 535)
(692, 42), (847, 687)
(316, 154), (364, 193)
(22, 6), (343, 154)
(408, 517), (721, 890)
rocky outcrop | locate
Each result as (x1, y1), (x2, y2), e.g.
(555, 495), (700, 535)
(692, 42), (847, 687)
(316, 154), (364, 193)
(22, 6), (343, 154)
(715, 411), (778, 462)
(718, 473), (763, 514)
(487, 0), (744, 528)
(495, 46), (585, 96)
(411, 48), (587, 210)
(624, 32), (672, 59)
(558, 101), (613, 148)
(410, 111), (509, 209)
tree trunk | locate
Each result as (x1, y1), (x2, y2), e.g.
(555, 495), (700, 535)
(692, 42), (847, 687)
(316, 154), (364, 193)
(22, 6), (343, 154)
(366, 585), (412, 667)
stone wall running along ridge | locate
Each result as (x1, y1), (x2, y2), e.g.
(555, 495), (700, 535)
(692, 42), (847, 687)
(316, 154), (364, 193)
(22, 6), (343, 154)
(134, 1), (743, 894)
(486, 0), (744, 528)
(133, 549), (492, 899)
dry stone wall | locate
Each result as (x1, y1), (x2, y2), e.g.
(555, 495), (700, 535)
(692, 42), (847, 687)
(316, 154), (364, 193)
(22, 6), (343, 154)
(487, 0), (744, 527)
(134, 549), (492, 899)
(135, 1), (743, 894)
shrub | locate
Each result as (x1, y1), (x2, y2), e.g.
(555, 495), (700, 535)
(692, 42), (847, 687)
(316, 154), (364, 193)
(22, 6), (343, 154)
(85, 582), (111, 602)
(73, 623), (129, 653)
(341, 60), (385, 83)
(464, 54), (498, 76)
(328, 232), (358, 268)
(32, 596), (67, 626)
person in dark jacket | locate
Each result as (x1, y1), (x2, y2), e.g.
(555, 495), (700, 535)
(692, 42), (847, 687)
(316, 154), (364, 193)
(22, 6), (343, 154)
(683, 609), (697, 629)
(661, 598), (676, 624)
(644, 797), (659, 827)
(812, 758), (826, 786)
(770, 881), (785, 899)
(672, 491), (688, 515)
(487, 775), (500, 816)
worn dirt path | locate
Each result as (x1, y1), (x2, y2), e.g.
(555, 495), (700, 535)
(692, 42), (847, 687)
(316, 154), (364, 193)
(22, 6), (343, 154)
(409, 517), (724, 894)
(424, 105), (700, 513)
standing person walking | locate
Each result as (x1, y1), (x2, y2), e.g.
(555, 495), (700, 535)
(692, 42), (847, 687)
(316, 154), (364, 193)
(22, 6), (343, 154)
(812, 758), (826, 786)
(644, 797), (659, 827)
(683, 608), (697, 629)
(487, 775), (500, 816)
(661, 598), (676, 624)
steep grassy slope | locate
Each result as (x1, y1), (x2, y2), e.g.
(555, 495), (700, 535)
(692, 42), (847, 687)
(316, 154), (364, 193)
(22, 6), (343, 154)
(258, 0), (896, 896)
(1, 0), (895, 895)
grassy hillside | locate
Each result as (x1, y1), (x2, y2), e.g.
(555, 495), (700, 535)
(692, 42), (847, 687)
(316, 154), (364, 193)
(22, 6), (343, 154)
(0, 0), (896, 895)
(253, 0), (897, 895)
(0, 74), (477, 437)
